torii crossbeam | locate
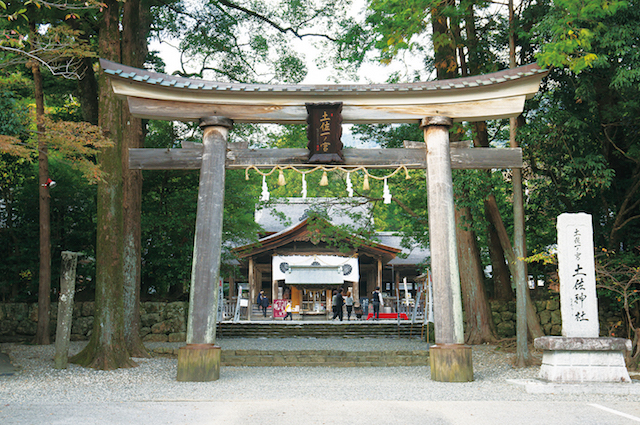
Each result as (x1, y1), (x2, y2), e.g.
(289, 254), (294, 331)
(100, 59), (547, 382)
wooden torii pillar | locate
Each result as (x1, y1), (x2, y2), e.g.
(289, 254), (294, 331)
(100, 59), (546, 382)
(177, 116), (232, 382)
(421, 116), (470, 381)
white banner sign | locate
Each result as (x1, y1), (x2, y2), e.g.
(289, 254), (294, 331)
(272, 255), (359, 283)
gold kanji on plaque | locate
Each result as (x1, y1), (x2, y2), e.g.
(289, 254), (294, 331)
(306, 103), (344, 163)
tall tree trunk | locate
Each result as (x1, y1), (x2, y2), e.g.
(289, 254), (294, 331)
(471, 121), (513, 301)
(455, 205), (497, 344)
(121, 0), (149, 358)
(77, 57), (99, 126)
(33, 53), (51, 345)
(486, 217), (513, 300)
(70, 0), (136, 370)
(484, 193), (544, 339)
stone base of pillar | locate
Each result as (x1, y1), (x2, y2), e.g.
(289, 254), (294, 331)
(429, 344), (474, 382)
(534, 336), (632, 383)
(176, 344), (221, 382)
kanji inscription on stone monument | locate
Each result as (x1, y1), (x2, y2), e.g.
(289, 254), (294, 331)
(557, 213), (599, 337)
(306, 102), (344, 164)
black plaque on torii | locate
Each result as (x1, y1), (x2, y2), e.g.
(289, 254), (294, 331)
(306, 102), (344, 163)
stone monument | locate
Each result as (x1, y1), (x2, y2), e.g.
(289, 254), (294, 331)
(534, 213), (632, 383)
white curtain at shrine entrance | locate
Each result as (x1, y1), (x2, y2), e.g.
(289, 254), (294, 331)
(272, 255), (359, 284)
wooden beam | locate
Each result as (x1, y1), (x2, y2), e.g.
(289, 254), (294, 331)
(125, 95), (529, 124)
(129, 145), (522, 170)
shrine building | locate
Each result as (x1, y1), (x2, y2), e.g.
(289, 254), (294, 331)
(231, 197), (430, 317)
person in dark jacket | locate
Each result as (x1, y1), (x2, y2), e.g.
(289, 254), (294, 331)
(257, 290), (269, 317)
(332, 288), (344, 321)
(371, 287), (382, 320)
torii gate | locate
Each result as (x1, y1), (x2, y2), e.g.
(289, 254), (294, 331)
(100, 59), (546, 382)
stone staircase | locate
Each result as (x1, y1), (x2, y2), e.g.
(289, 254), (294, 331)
(216, 322), (427, 339)
(152, 322), (430, 367)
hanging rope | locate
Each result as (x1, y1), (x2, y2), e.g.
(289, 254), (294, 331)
(245, 164), (411, 182)
(246, 164), (411, 202)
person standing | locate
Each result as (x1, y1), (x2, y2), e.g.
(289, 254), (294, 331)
(371, 287), (383, 320)
(284, 300), (293, 320)
(332, 288), (344, 321)
(257, 290), (269, 318)
(344, 291), (354, 320)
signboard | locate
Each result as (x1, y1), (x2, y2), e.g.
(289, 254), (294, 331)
(306, 102), (344, 163)
(557, 213), (599, 337)
(272, 299), (287, 318)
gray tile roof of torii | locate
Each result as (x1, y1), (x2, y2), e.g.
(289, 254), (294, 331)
(100, 59), (548, 123)
(101, 59), (545, 94)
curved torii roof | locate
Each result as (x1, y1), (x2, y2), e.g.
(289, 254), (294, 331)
(100, 59), (547, 124)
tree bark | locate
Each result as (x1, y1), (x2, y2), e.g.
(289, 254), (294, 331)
(472, 121), (513, 302)
(121, 0), (150, 358)
(70, 0), (136, 370)
(484, 193), (543, 339)
(77, 57), (99, 126)
(33, 53), (51, 345)
(486, 217), (513, 301)
(455, 205), (497, 344)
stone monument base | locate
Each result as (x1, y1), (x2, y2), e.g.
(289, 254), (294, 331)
(176, 344), (221, 382)
(534, 336), (632, 383)
(429, 344), (474, 382)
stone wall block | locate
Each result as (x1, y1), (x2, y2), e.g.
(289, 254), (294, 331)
(169, 316), (186, 333)
(140, 327), (151, 337)
(551, 310), (562, 325)
(29, 304), (38, 322)
(82, 302), (95, 317)
(490, 301), (501, 312)
(551, 324), (562, 335)
(496, 321), (515, 338)
(491, 312), (502, 325)
(141, 313), (162, 328)
(0, 320), (15, 335)
(546, 299), (560, 311)
(165, 302), (187, 320)
(168, 332), (186, 342)
(539, 310), (551, 325)
(73, 303), (82, 318)
(144, 302), (166, 315)
(535, 301), (546, 312)
(500, 311), (514, 322)
(151, 320), (171, 334)
(143, 333), (168, 342)
(13, 303), (28, 322)
(16, 320), (36, 335)
(72, 317), (93, 336)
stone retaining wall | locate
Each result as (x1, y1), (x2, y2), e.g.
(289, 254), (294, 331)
(153, 347), (430, 367)
(490, 299), (563, 338)
(0, 299), (622, 342)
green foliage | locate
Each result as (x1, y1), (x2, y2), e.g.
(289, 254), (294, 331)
(535, 0), (628, 72)
(522, 1), (640, 251)
(0, 160), (97, 301)
(139, 121), (262, 299)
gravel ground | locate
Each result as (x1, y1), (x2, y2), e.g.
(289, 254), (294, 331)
(0, 338), (637, 404)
